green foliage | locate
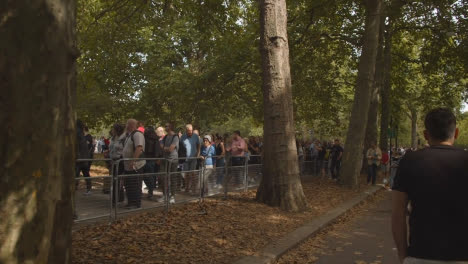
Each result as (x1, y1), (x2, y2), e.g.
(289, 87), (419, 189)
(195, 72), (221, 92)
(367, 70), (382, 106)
(75, 0), (467, 144)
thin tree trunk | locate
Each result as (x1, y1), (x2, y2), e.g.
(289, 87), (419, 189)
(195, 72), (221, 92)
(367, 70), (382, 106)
(365, 12), (385, 153)
(256, 0), (307, 212)
(379, 23), (392, 153)
(410, 109), (418, 149)
(0, 1), (77, 263)
(363, 13), (384, 172)
(340, 0), (383, 188)
(379, 0), (405, 152)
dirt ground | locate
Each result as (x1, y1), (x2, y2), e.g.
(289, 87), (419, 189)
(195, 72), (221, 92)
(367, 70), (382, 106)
(72, 175), (371, 264)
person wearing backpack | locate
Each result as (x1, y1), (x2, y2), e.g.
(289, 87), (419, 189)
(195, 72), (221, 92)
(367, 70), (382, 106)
(122, 119), (146, 209)
(143, 126), (162, 199)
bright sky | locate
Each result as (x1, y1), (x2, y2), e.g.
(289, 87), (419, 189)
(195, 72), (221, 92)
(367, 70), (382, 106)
(463, 102), (468, 113)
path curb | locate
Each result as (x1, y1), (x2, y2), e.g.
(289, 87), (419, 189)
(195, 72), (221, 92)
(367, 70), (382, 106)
(233, 185), (383, 264)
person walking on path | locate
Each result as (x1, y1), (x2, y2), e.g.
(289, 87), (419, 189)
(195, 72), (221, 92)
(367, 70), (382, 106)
(392, 108), (468, 264)
(366, 143), (382, 185)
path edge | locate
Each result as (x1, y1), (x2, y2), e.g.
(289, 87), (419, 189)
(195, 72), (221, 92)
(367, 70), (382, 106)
(232, 185), (383, 264)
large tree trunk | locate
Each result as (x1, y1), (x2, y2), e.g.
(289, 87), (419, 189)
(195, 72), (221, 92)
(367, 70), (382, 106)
(256, 0), (307, 212)
(0, 1), (77, 263)
(340, 0), (383, 188)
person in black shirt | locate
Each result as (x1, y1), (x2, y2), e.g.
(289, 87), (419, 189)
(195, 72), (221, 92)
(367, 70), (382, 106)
(392, 108), (468, 263)
(330, 139), (344, 180)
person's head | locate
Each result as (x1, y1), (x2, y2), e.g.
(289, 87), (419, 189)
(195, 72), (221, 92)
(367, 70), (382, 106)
(215, 135), (223, 143)
(203, 135), (212, 146)
(145, 126), (156, 138)
(165, 122), (175, 133)
(156, 126), (166, 137)
(371, 142), (377, 149)
(233, 130), (241, 140)
(137, 121), (144, 128)
(193, 129), (199, 136)
(113, 123), (125, 137)
(249, 136), (256, 144)
(186, 124), (193, 137)
(126, 119), (138, 133)
(334, 139), (340, 146)
(423, 108), (458, 145)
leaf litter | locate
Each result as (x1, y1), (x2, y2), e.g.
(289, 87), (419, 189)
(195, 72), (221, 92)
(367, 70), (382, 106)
(72, 176), (373, 264)
(276, 190), (387, 264)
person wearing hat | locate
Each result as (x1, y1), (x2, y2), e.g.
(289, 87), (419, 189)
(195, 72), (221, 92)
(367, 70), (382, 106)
(200, 135), (216, 195)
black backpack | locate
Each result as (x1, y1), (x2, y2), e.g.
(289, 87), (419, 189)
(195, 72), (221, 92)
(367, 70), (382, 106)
(144, 134), (162, 159)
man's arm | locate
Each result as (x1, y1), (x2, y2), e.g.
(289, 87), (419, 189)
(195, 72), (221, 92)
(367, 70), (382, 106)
(392, 191), (409, 263)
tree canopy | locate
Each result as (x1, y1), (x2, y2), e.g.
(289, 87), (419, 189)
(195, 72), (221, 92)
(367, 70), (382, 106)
(76, 0), (467, 142)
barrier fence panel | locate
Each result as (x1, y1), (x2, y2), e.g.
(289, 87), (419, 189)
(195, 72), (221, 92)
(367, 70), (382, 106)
(246, 155), (262, 188)
(223, 156), (247, 195)
(200, 155), (225, 198)
(114, 158), (169, 219)
(169, 157), (202, 205)
(74, 154), (266, 224)
(74, 158), (113, 222)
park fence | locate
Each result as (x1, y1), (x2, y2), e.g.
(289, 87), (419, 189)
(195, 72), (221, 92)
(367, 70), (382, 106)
(75, 155), (265, 223)
(74, 154), (327, 224)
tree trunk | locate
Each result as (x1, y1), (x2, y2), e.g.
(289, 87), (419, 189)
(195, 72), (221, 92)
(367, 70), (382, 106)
(365, 13), (385, 153)
(340, 0), (383, 188)
(379, 0), (405, 152)
(363, 13), (385, 172)
(410, 109), (418, 149)
(256, 0), (307, 212)
(0, 1), (77, 263)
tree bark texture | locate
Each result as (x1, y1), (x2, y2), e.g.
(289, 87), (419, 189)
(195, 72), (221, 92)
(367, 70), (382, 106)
(256, 0), (307, 212)
(0, 1), (77, 263)
(365, 13), (385, 153)
(363, 13), (384, 172)
(340, 0), (383, 188)
(379, 0), (405, 152)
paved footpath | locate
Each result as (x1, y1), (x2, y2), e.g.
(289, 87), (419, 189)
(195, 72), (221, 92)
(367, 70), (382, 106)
(313, 191), (399, 264)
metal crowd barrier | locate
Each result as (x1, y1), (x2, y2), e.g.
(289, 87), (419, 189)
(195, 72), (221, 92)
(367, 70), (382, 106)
(73, 154), (264, 224)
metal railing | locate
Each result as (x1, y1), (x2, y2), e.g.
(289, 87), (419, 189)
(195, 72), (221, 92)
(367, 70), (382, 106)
(74, 155), (263, 223)
(74, 154), (338, 223)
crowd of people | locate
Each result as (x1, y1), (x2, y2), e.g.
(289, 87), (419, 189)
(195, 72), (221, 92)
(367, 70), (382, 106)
(76, 118), (421, 209)
(76, 119), (264, 209)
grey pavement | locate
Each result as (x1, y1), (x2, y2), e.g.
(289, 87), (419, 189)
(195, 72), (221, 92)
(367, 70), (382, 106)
(314, 191), (399, 264)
